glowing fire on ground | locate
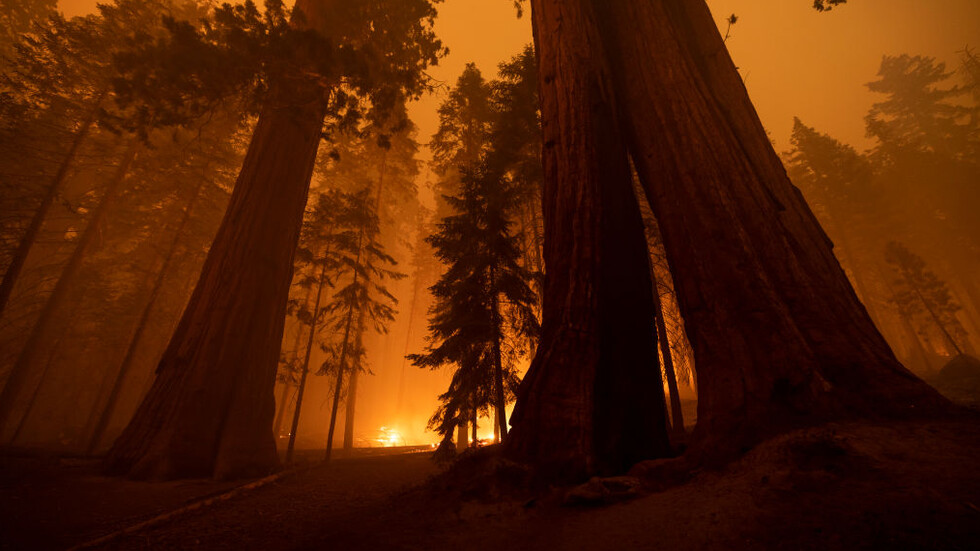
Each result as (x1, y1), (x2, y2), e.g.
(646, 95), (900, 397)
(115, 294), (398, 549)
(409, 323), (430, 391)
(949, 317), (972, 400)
(375, 426), (404, 447)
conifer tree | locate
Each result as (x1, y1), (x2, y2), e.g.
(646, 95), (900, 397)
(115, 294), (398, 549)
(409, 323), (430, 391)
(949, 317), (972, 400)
(411, 163), (538, 449)
(323, 188), (403, 460)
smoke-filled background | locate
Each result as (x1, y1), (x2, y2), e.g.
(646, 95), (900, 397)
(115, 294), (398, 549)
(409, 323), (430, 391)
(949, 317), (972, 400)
(1, 0), (976, 453)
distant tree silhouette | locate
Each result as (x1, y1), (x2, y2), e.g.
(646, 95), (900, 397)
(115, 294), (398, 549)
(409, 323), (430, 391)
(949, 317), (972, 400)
(323, 188), (403, 460)
(885, 242), (970, 356)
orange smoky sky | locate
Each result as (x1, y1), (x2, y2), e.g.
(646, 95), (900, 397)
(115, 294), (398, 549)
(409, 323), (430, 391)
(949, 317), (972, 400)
(59, 0), (979, 152)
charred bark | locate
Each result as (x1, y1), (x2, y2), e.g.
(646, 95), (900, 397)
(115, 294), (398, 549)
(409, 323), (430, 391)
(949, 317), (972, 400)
(592, 0), (947, 457)
(506, 0), (670, 478)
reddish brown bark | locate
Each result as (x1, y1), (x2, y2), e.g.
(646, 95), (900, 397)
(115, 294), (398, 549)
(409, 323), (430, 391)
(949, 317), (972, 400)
(103, 81), (328, 479)
(102, 0), (337, 480)
(592, 0), (947, 456)
(506, 0), (669, 478)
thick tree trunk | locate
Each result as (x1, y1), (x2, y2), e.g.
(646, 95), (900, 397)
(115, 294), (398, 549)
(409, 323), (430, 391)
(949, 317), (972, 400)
(455, 419), (467, 452)
(84, 176), (207, 454)
(506, 0), (670, 478)
(0, 141), (139, 441)
(103, 76), (328, 478)
(0, 93), (104, 318)
(592, 0), (947, 457)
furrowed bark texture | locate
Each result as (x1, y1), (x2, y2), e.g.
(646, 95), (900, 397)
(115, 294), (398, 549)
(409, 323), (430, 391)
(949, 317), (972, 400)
(103, 83), (327, 479)
(506, 0), (669, 478)
(592, 0), (947, 456)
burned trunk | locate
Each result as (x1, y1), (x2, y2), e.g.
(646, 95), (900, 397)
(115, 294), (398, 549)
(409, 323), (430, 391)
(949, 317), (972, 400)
(506, 0), (670, 478)
(592, 0), (947, 457)
(103, 81), (328, 479)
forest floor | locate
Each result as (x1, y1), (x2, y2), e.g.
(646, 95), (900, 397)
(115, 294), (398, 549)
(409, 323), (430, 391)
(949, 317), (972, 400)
(1, 410), (979, 550)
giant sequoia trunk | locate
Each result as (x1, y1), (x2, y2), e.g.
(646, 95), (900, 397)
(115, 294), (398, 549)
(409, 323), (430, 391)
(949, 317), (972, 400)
(103, 0), (333, 480)
(103, 81), (328, 479)
(506, 0), (670, 478)
(589, 0), (947, 456)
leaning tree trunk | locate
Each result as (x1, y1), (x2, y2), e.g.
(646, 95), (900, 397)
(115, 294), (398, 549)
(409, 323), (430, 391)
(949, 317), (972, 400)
(103, 74), (329, 478)
(0, 92), (105, 318)
(591, 0), (947, 458)
(506, 0), (670, 478)
(0, 141), (139, 441)
(83, 175), (207, 454)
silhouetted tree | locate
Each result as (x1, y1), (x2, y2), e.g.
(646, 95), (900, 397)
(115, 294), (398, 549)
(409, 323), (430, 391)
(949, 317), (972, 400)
(411, 164), (538, 449)
(323, 188), (403, 460)
(105, 0), (442, 479)
(508, 0), (944, 476)
(886, 242), (970, 356)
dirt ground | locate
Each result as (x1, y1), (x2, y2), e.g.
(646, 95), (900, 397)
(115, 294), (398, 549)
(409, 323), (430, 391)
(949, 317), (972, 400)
(2, 413), (979, 551)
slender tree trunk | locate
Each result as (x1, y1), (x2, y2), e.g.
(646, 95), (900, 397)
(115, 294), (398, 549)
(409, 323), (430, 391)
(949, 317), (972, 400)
(395, 263), (423, 416)
(0, 93), (105, 318)
(488, 266), (508, 440)
(652, 275), (684, 438)
(342, 325), (363, 453)
(506, 0), (670, 478)
(84, 176), (207, 454)
(468, 403), (476, 445)
(340, 151), (389, 453)
(0, 141), (139, 441)
(910, 282), (964, 356)
(10, 298), (82, 445)
(274, 287), (312, 439)
(592, 0), (946, 457)
(325, 302), (357, 461)
(286, 260), (330, 463)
